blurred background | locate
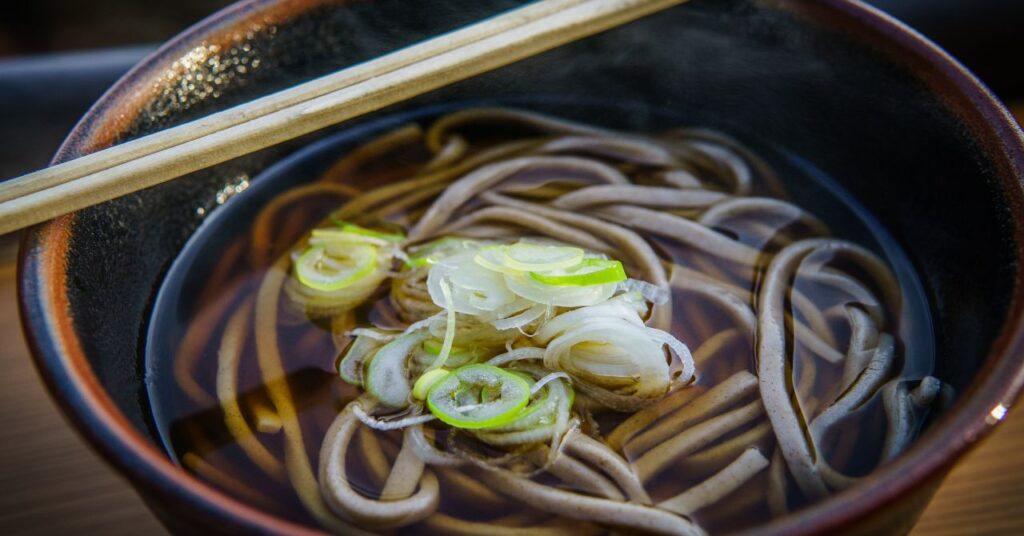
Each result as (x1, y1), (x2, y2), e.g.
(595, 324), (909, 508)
(1, 1), (1022, 97)
(0, 1), (1022, 535)
(0, 0), (1022, 181)
(0, 1), (233, 55)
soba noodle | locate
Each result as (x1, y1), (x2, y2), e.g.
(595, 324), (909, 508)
(158, 108), (947, 535)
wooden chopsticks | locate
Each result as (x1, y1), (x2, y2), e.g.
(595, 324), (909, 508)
(0, 0), (686, 235)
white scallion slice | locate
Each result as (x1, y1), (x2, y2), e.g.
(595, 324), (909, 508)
(473, 245), (521, 275)
(428, 251), (518, 315)
(407, 237), (478, 267)
(502, 242), (584, 272)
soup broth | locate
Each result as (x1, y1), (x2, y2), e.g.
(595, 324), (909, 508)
(146, 107), (945, 534)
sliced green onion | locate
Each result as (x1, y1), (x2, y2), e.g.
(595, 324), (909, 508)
(406, 237), (475, 268)
(309, 228), (364, 241)
(502, 242), (584, 272)
(423, 339), (452, 355)
(339, 222), (405, 242)
(471, 366), (575, 446)
(413, 368), (451, 400)
(294, 244), (378, 291)
(423, 339), (478, 361)
(406, 256), (430, 268)
(364, 331), (429, 408)
(426, 364), (531, 429)
(492, 380), (552, 431)
(413, 342), (478, 369)
(338, 334), (387, 386)
(324, 220), (405, 243)
(505, 271), (616, 307)
(529, 259), (627, 286)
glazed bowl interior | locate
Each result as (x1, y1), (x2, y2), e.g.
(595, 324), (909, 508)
(19, 0), (1024, 534)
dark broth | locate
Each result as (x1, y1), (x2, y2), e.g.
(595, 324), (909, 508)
(146, 105), (937, 534)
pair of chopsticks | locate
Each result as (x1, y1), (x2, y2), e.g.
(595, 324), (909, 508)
(0, 0), (687, 235)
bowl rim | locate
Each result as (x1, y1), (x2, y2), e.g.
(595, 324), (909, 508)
(17, 0), (1024, 534)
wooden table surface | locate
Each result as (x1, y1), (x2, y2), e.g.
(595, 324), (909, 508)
(2, 123), (1023, 536)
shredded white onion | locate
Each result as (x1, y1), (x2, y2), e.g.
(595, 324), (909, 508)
(428, 251), (518, 315)
(648, 327), (696, 383)
(491, 304), (546, 331)
(347, 328), (399, 341)
(619, 278), (670, 305)
(406, 312), (444, 334)
(487, 299), (534, 319)
(351, 404), (437, 431)
(487, 347), (546, 367)
(533, 300), (645, 344)
(531, 372), (571, 395)
(426, 278), (457, 371)
(539, 301), (680, 410)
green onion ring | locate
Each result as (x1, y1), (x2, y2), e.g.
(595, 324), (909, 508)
(426, 364), (531, 429)
(530, 258), (627, 286)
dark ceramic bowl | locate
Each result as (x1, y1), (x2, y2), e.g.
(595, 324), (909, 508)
(18, 0), (1024, 534)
